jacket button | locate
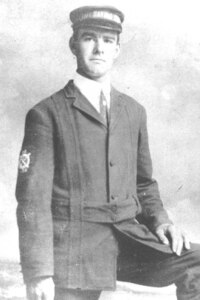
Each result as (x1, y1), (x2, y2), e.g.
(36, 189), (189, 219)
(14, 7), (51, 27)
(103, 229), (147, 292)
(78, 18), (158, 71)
(112, 205), (117, 213)
(109, 160), (115, 167)
(111, 195), (118, 201)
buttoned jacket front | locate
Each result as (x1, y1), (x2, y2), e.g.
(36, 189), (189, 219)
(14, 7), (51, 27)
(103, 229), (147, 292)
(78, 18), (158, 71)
(16, 80), (172, 290)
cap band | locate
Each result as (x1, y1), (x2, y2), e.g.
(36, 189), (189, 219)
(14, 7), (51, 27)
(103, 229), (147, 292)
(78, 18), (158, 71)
(76, 11), (121, 24)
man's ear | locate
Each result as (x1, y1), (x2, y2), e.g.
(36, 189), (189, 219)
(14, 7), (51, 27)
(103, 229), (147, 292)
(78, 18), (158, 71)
(69, 36), (76, 56)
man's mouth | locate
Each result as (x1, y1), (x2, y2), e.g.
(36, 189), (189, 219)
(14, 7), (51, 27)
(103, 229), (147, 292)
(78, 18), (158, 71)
(90, 58), (105, 62)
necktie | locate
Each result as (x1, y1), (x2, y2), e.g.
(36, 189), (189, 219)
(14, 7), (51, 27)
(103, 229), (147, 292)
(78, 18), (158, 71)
(99, 90), (108, 124)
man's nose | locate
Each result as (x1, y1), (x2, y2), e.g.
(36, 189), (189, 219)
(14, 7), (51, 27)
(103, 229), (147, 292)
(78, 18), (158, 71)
(93, 38), (104, 54)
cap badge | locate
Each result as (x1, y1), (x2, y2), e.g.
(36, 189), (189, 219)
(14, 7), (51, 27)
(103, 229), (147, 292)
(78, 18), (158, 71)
(18, 150), (31, 173)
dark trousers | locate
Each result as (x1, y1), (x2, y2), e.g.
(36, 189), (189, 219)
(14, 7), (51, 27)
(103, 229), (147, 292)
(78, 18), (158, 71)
(55, 233), (200, 300)
(117, 232), (200, 300)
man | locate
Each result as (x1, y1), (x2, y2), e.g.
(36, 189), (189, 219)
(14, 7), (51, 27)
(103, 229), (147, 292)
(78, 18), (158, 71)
(16, 5), (200, 300)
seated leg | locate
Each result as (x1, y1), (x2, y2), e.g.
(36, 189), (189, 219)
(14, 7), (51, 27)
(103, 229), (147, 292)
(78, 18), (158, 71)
(117, 233), (200, 300)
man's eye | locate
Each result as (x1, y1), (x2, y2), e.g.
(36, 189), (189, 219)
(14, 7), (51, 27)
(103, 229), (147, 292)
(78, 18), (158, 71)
(83, 36), (93, 41)
(104, 39), (114, 44)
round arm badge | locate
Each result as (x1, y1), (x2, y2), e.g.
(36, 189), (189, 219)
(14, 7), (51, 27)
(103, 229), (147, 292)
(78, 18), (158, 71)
(18, 150), (31, 173)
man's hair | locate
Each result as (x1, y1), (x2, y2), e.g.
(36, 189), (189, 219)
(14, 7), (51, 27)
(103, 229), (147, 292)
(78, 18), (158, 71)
(72, 28), (120, 44)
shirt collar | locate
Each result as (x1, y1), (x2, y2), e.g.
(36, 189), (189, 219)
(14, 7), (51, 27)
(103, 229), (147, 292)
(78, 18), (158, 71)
(73, 72), (111, 112)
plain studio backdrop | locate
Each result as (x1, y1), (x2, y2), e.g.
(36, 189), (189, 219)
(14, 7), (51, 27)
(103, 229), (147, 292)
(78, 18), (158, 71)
(0, 0), (200, 262)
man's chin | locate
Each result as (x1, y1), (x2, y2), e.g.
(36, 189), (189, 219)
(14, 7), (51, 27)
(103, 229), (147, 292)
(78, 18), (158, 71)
(89, 69), (108, 79)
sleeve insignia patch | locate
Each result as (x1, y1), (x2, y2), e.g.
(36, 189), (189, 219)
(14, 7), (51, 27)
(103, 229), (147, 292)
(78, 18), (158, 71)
(18, 150), (31, 173)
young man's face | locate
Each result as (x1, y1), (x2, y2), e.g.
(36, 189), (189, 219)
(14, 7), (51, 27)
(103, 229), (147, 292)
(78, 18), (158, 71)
(70, 28), (120, 81)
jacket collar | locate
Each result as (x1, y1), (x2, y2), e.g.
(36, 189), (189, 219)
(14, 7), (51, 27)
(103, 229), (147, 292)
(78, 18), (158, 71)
(63, 80), (126, 129)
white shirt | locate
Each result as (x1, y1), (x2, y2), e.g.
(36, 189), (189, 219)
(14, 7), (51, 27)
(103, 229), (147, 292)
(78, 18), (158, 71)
(73, 73), (111, 113)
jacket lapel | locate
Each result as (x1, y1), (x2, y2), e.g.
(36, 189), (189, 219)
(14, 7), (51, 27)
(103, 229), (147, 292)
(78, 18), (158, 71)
(64, 80), (107, 127)
(63, 81), (125, 129)
(109, 87), (126, 131)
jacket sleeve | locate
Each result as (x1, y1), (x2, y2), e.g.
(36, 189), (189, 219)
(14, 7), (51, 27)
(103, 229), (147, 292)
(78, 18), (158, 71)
(136, 107), (172, 231)
(16, 105), (54, 283)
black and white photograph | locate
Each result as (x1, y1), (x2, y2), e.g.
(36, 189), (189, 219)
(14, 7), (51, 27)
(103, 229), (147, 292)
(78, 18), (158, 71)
(1, 0), (200, 299)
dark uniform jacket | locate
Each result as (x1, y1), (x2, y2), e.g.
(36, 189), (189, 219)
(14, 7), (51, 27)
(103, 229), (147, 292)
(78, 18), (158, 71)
(16, 80), (172, 290)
